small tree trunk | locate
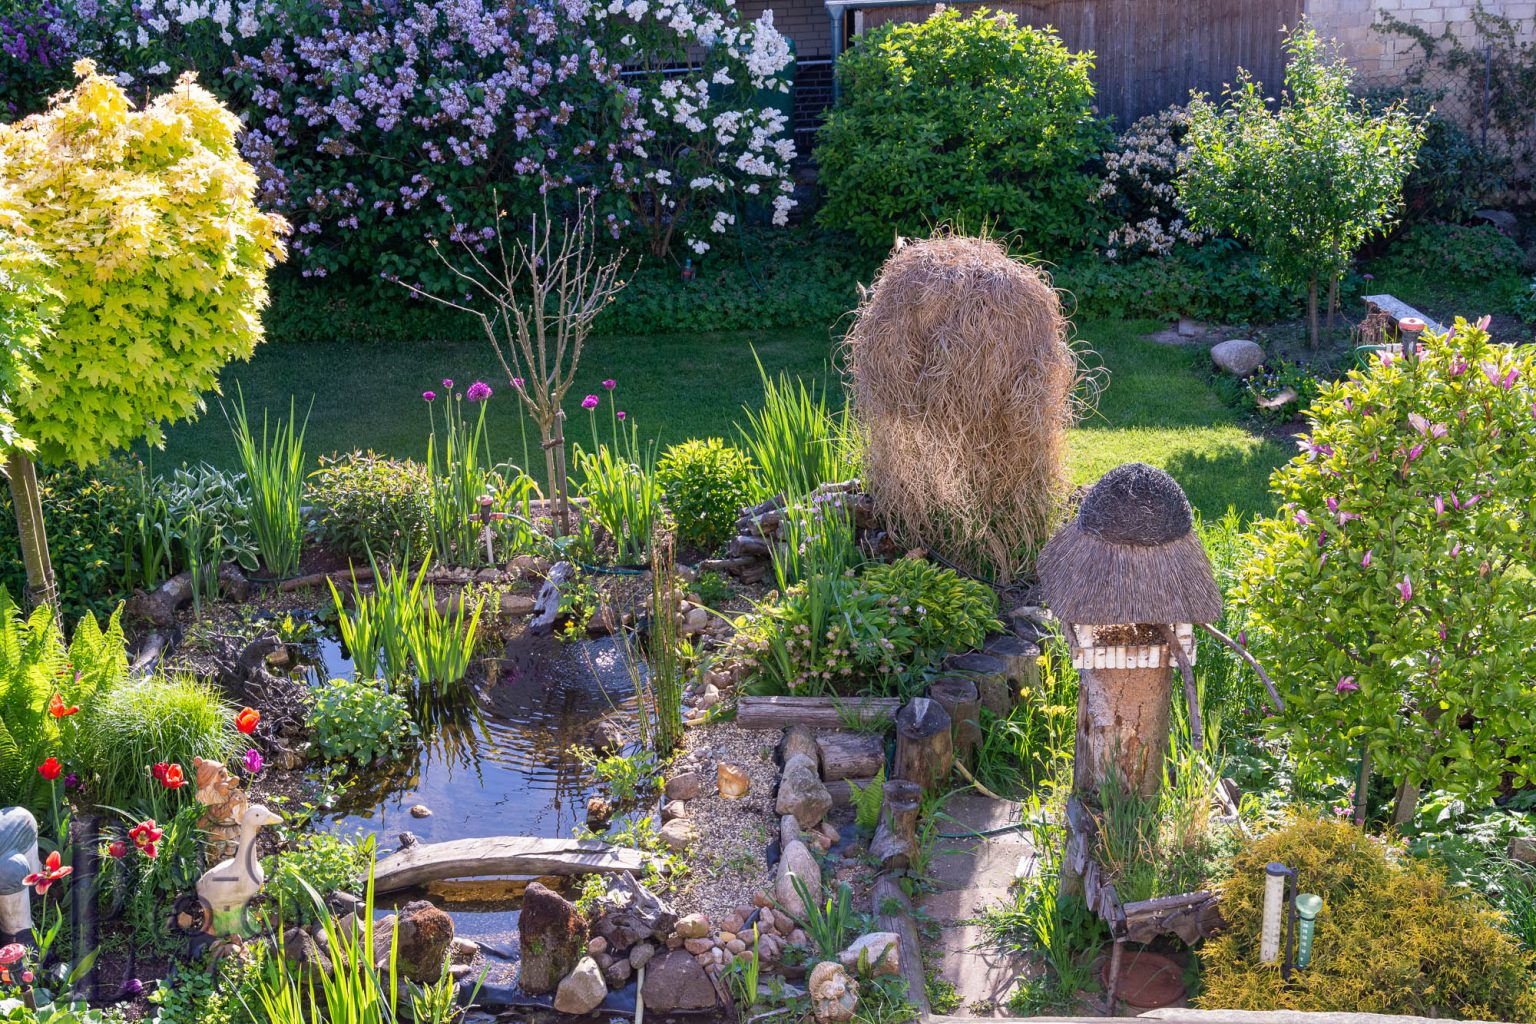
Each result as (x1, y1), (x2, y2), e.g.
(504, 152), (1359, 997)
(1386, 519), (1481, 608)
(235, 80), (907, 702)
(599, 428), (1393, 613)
(552, 410), (572, 537)
(1307, 275), (1321, 351)
(1392, 778), (1419, 826)
(1325, 276), (1339, 342)
(1353, 746), (1371, 827)
(5, 452), (59, 616)
(893, 697), (953, 795)
(540, 421), (561, 537)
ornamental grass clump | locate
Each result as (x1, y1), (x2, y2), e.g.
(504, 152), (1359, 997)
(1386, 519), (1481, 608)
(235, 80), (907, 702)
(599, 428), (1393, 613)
(844, 233), (1091, 580)
(1236, 318), (1536, 821)
(1197, 815), (1536, 1020)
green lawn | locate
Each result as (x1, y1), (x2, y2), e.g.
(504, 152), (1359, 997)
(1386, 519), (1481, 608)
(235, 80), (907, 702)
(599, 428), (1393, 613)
(147, 318), (1287, 521)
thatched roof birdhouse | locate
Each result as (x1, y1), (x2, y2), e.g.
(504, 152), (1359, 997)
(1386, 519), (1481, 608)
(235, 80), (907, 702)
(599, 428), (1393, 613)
(1038, 462), (1221, 628)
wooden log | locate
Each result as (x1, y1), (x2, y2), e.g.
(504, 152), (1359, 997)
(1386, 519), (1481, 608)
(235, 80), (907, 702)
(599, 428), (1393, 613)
(815, 732), (884, 781)
(781, 725), (820, 770)
(372, 836), (649, 893)
(124, 571), (195, 628)
(869, 779), (922, 870)
(983, 634), (1040, 693)
(527, 561), (576, 637)
(942, 651), (1012, 719)
(893, 698), (953, 794)
(1072, 663), (1172, 799)
(824, 777), (878, 807)
(736, 697), (901, 731)
(927, 677), (980, 765)
(727, 534), (772, 558)
(873, 875), (931, 1019)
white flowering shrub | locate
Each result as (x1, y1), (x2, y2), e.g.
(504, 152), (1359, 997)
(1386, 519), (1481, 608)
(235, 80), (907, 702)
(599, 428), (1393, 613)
(1093, 106), (1215, 260)
(10, 0), (796, 285)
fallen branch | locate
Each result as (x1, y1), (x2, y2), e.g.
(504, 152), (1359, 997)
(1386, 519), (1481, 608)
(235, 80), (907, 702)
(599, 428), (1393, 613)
(1197, 622), (1286, 714)
(1162, 624), (1203, 751)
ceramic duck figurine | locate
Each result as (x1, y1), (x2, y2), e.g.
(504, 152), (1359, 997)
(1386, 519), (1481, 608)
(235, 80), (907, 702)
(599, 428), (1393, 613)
(196, 803), (280, 937)
(0, 808), (39, 941)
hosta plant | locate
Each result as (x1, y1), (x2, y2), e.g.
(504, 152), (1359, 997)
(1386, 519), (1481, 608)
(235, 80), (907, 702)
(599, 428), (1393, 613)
(1236, 319), (1536, 817)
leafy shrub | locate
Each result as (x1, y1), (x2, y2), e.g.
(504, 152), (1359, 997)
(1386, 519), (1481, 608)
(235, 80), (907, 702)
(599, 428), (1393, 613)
(307, 678), (417, 767)
(1180, 26), (1422, 347)
(1053, 241), (1302, 324)
(1235, 320), (1536, 810)
(657, 439), (760, 552)
(738, 556), (1000, 697)
(1093, 105), (1215, 259)
(1197, 815), (1536, 1019)
(262, 831), (375, 924)
(307, 452), (432, 564)
(815, 7), (1106, 252)
(0, 458), (144, 622)
(1517, 277), (1536, 324)
(0, 60), (286, 464)
(75, 675), (235, 814)
(1359, 86), (1502, 220)
(1379, 222), (1524, 282)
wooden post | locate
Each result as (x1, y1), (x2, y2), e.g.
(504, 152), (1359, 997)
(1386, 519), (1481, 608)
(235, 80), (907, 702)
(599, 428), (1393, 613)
(943, 651), (1011, 718)
(928, 677), (980, 766)
(869, 779), (922, 869)
(894, 698), (953, 794)
(1072, 661), (1172, 800)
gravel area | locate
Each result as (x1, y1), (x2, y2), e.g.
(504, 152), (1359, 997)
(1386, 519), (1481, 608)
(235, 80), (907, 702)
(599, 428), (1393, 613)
(668, 720), (781, 922)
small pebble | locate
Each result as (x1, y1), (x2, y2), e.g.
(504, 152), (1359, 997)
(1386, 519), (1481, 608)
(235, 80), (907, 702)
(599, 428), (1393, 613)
(409, 804), (432, 819)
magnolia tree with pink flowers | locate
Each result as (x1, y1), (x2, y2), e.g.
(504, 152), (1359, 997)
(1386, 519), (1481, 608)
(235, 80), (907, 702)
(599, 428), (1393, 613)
(1235, 319), (1536, 822)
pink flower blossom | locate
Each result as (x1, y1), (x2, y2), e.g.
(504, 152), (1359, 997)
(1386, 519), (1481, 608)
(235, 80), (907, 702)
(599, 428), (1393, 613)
(1432, 495), (1445, 517)
(1451, 540), (1462, 557)
(511, 377), (525, 390)
(1336, 676), (1358, 693)
(1362, 549), (1372, 569)
(617, 410), (626, 420)
(1294, 510), (1313, 527)
(442, 378), (454, 389)
(1406, 444), (1424, 462)
(601, 379), (617, 390)
(1481, 362), (1520, 389)
(1398, 575), (1413, 603)
(581, 394), (599, 410)
(466, 381), (492, 402)
(1476, 314), (1492, 330)
(422, 391), (435, 402)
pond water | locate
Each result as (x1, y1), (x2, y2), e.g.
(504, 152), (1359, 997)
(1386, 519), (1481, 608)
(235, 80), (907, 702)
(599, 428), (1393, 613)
(301, 630), (643, 946)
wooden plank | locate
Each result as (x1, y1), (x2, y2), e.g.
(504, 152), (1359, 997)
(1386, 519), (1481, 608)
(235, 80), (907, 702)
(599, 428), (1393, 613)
(873, 875), (931, 1019)
(735, 696), (901, 730)
(372, 836), (649, 893)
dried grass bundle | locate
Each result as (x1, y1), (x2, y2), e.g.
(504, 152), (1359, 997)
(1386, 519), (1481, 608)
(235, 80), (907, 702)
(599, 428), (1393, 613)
(844, 233), (1091, 580)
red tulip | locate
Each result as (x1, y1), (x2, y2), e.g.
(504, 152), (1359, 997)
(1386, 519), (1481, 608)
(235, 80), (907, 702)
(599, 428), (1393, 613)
(128, 820), (164, 859)
(37, 757), (61, 781)
(235, 707), (261, 735)
(107, 841), (128, 860)
(161, 764), (185, 790)
(23, 851), (72, 895)
(48, 693), (78, 718)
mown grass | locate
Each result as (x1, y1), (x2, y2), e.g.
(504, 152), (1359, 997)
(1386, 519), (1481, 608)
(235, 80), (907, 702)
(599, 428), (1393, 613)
(146, 317), (1287, 521)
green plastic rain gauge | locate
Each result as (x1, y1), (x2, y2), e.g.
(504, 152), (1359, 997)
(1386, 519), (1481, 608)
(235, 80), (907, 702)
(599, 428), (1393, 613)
(1294, 893), (1323, 969)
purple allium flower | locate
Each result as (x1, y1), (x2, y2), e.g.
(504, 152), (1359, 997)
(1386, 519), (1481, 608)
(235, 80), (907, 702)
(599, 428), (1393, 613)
(1398, 575), (1413, 603)
(601, 378), (616, 390)
(422, 390), (436, 402)
(466, 380), (492, 402)
(1362, 273), (1374, 281)
(1336, 675), (1358, 693)
(617, 410), (626, 420)
(442, 378), (454, 389)
(242, 749), (264, 775)
(581, 394), (599, 410)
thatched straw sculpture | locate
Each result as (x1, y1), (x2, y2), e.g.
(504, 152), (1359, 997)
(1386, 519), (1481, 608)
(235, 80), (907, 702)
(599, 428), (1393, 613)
(844, 234), (1085, 581)
(1036, 462), (1221, 799)
(1037, 461), (1222, 626)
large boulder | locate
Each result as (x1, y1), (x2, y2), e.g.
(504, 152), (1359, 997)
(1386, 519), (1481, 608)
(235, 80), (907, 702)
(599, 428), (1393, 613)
(1210, 339), (1265, 377)
(553, 956), (608, 1015)
(640, 949), (718, 1013)
(776, 753), (831, 829)
(282, 926), (333, 987)
(518, 882), (586, 995)
(590, 873), (678, 952)
(373, 900), (454, 984)
(774, 839), (822, 919)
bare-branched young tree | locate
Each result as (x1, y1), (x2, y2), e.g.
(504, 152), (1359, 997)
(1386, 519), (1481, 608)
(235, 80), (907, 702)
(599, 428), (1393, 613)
(400, 194), (628, 534)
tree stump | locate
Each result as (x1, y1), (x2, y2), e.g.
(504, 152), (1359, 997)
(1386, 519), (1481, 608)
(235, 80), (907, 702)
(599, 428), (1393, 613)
(869, 779), (922, 870)
(943, 651), (1012, 718)
(815, 732), (884, 781)
(894, 698), (953, 794)
(984, 634), (1041, 693)
(1072, 663), (1172, 799)
(927, 678), (980, 766)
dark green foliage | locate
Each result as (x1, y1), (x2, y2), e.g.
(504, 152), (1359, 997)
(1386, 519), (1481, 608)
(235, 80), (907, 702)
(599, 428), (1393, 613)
(1054, 242), (1303, 324)
(0, 457), (142, 622)
(656, 438), (759, 553)
(307, 451), (433, 563)
(1359, 87), (1503, 220)
(1379, 221), (1524, 281)
(815, 8), (1107, 252)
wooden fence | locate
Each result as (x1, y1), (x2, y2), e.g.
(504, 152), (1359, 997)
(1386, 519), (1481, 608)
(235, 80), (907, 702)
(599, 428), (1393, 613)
(853, 0), (1305, 125)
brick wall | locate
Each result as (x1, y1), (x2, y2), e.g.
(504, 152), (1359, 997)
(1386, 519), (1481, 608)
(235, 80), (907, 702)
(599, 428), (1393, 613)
(737, 0), (832, 57)
(1307, 0), (1536, 85)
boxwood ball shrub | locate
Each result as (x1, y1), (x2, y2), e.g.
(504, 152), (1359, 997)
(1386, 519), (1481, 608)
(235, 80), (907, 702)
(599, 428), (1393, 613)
(656, 438), (760, 552)
(307, 678), (417, 767)
(1236, 319), (1536, 812)
(0, 60), (286, 465)
(1197, 815), (1536, 1019)
(814, 8), (1106, 252)
(307, 452), (433, 564)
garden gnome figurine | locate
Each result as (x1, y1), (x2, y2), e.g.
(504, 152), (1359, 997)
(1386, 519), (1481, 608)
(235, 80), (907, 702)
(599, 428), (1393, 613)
(0, 807), (40, 941)
(196, 803), (281, 938)
(193, 756), (248, 864)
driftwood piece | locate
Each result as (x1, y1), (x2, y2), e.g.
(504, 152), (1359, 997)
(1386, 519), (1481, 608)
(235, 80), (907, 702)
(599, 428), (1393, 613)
(129, 632), (170, 677)
(869, 779), (922, 870)
(824, 777), (878, 807)
(983, 634), (1040, 692)
(1198, 622), (1286, 714)
(893, 698), (953, 794)
(124, 571), (196, 628)
(815, 732), (884, 781)
(927, 677), (980, 765)
(279, 566), (375, 593)
(727, 535), (772, 559)
(735, 697), (901, 731)
(873, 875), (931, 1019)
(1121, 889), (1224, 945)
(528, 561), (576, 637)
(373, 836), (649, 893)
(942, 651), (1012, 718)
